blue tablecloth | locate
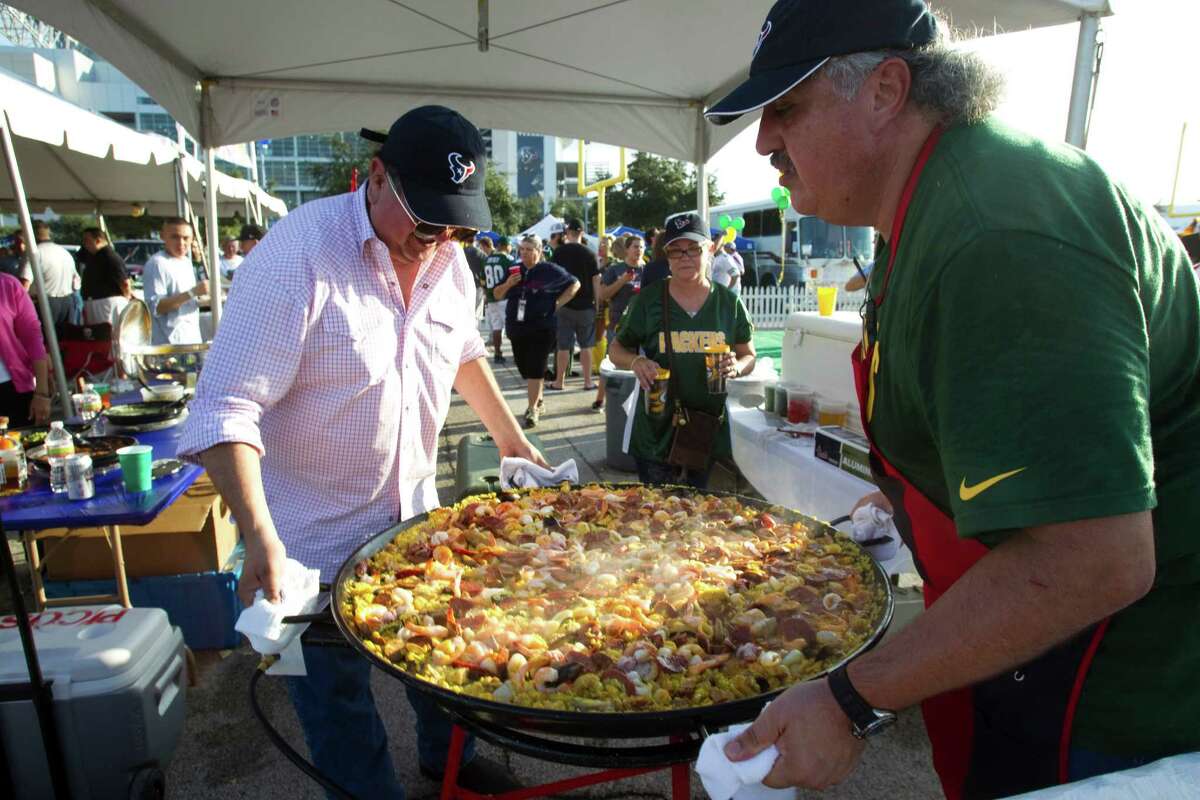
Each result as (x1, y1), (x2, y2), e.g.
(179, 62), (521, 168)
(0, 392), (202, 532)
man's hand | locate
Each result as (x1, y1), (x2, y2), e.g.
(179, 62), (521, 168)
(852, 490), (892, 516)
(29, 394), (50, 424)
(193, 279), (210, 298)
(238, 527), (287, 606)
(725, 679), (865, 790)
(498, 435), (548, 468)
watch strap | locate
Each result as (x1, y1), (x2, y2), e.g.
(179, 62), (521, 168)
(827, 665), (877, 732)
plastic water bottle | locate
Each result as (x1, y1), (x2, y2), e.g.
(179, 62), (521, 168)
(45, 421), (75, 495)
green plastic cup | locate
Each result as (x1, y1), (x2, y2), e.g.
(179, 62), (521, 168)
(117, 445), (153, 493)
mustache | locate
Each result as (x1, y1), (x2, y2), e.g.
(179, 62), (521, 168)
(769, 150), (793, 173)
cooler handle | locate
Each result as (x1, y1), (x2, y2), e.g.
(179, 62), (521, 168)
(154, 653), (185, 717)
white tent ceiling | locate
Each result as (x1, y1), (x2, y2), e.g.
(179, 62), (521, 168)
(0, 70), (288, 217)
(17, 1), (1112, 164)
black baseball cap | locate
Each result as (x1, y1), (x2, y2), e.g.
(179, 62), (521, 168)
(361, 105), (492, 230)
(238, 224), (266, 241)
(662, 213), (709, 246)
(564, 218), (584, 232)
(706, 0), (938, 125)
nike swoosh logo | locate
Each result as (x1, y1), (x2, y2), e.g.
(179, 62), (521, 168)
(959, 467), (1026, 502)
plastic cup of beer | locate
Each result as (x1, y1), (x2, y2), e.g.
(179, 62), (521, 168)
(817, 286), (838, 316)
(117, 445), (154, 493)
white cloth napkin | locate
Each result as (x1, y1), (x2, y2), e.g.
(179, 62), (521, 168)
(850, 503), (901, 562)
(234, 557), (322, 676)
(695, 721), (791, 800)
(499, 457), (579, 489)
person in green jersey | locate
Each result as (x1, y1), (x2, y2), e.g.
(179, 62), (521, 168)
(609, 213), (755, 488)
(481, 236), (515, 363)
(705, 0), (1200, 797)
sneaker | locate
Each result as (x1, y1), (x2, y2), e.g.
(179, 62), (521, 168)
(591, 400), (604, 412)
(523, 406), (539, 428)
(493, 354), (506, 364)
(536, 398), (545, 413)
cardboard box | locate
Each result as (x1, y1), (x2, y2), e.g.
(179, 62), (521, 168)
(40, 474), (239, 581)
(814, 426), (873, 483)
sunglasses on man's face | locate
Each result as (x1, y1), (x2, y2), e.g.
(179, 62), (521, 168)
(385, 171), (451, 242)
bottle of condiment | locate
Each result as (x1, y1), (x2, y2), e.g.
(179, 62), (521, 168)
(45, 420), (75, 494)
(0, 417), (28, 495)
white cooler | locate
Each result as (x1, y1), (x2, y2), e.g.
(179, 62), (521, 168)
(781, 310), (863, 432)
(0, 605), (187, 799)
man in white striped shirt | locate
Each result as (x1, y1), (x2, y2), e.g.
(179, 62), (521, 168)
(179, 107), (542, 797)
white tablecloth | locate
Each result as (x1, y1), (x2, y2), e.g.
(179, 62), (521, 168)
(728, 404), (916, 579)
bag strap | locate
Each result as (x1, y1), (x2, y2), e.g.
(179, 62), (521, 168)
(661, 280), (684, 420)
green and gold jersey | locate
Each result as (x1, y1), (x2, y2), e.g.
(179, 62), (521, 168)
(866, 119), (1200, 758)
(615, 279), (753, 463)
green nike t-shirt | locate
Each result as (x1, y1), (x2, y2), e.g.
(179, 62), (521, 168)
(615, 279), (752, 463)
(482, 253), (515, 303)
(866, 119), (1200, 758)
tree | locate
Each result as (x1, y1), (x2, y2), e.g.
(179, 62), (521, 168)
(484, 163), (525, 234)
(311, 134), (374, 198)
(603, 152), (723, 232)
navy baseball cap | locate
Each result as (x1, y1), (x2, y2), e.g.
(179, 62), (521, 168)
(706, 0), (938, 125)
(361, 105), (492, 230)
(662, 213), (709, 247)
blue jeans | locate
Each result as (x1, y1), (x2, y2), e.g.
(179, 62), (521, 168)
(286, 644), (476, 800)
(635, 457), (712, 489)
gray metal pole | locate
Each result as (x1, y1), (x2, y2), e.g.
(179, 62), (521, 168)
(1065, 12), (1101, 148)
(695, 109), (710, 228)
(0, 111), (73, 414)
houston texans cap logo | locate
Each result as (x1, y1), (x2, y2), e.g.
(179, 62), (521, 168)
(752, 20), (772, 58)
(673, 216), (689, 229)
(449, 152), (477, 184)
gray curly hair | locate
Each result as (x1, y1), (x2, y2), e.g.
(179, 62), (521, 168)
(822, 16), (1004, 126)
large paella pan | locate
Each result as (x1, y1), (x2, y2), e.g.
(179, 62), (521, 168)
(333, 483), (892, 739)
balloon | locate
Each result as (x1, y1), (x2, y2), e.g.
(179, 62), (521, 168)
(732, 216), (746, 232)
(725, 226), (737, 243)
(718, 214), (732, 230)
(770, 186), (785, 203)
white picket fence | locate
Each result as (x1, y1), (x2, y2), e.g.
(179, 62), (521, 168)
(740, 285), (866, 329)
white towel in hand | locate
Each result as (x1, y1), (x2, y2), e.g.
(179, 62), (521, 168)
(499, 457), (579, 489)
(234, 558), (321, 674)
(850, 503), (900, 561)
(695, 722), (791, 800)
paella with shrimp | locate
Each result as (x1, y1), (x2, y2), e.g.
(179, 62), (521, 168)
(341, 485), (888, 713)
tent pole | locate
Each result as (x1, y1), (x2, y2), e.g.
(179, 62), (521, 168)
(174, 157), (188, 217)
(96, 210), (110, 240)
(694, 108), (710, 230)
(201, 82), (223, 332)
(204, 149), (221, 330)
(0, 111), (72, 414)
(1065, 11), (1102, 149)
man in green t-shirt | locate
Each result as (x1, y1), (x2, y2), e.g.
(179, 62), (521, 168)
(706, 0), (1200, 796)
(481, 237), (515, 363)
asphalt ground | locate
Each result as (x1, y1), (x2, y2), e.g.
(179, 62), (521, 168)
(7, 348), (942, 799)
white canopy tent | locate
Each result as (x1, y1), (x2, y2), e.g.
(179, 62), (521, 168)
(519, 214), (566, 243)
(0, 71), (287, 219)
(15, 0), (1114, 329)
(0, 71), (288, 411)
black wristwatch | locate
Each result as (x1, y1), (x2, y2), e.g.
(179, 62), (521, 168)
(827, 664), (897, 739)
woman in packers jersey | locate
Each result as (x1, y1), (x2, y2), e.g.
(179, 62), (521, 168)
(608, 212), (755, 488)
